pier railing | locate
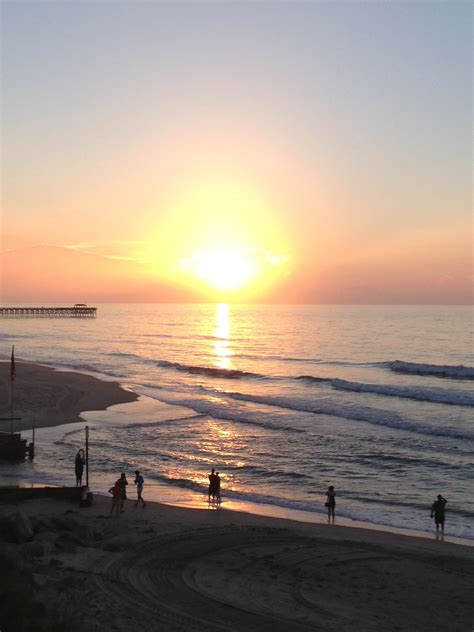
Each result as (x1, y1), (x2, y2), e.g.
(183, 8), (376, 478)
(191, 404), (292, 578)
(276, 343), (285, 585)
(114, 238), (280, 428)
(0, 305), (97, 318)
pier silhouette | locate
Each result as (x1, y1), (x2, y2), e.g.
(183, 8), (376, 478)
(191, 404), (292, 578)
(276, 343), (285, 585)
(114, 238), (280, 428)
(0, 304), (97, 318)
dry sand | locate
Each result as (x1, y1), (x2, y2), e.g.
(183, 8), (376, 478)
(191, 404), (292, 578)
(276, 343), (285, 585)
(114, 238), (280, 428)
(0, 493), (473, 632)
(0, 361), (137, 431)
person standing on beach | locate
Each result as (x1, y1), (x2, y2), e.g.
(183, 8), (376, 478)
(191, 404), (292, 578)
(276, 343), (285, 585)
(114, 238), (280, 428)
(116, 472), (128, 512)
(326, 485), (336, 524)
(431, 494), (447, 533)
(134, 470), (146, 508)
(214, 471), (221, 504)
(74, 449), (85, 487)
(108, 481), (122, 516)
(208, 468), (216, 502)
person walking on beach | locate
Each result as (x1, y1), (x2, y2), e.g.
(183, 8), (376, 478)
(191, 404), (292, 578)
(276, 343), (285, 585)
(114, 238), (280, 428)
(116, 472), (128, 513)
(74, 449), (85, 487)
(326, 485), (336, 524)
(108, 481), (122, 516)
(431, 494), (447, 533)
(134, 470), (146, 508)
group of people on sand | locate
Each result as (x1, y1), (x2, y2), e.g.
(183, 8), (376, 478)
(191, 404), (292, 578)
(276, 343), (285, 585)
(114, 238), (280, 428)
(108, 470), (146, 515)
(76, 449), (448, 533)
(208, 468), (221, 504)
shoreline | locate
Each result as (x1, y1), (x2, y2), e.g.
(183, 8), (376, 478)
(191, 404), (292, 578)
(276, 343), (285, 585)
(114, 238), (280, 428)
(1, 492), (472, 631)
(8, 479), (474, 549)
(0, 361), (471, 547)
(0, 361), (138, 432)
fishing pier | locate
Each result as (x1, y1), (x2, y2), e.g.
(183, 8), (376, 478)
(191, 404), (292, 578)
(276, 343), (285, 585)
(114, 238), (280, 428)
(0, 304), (97, 318)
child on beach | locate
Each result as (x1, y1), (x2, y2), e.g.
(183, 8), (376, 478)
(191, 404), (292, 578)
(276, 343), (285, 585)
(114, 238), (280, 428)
(108, 482), (122, 516)
(116, 472), (128, 513)
(134, 470), (146, 508)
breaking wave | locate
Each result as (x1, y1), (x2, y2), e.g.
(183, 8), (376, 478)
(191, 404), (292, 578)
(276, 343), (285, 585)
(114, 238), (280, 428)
(298, 376), (474, 406)
(387, 360), (474, 380)
(156, 360), (265, 380)
(220, 391), (474, 441)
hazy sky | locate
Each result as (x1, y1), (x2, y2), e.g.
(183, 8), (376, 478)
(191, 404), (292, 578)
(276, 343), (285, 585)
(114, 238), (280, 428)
(1, 1), (472, 303)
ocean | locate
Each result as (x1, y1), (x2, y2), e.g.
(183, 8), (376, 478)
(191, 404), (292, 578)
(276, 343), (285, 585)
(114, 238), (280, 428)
(0, 304), (473, 539)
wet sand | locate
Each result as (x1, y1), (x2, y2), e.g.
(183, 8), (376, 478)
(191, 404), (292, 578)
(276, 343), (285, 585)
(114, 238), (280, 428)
(0, 361), (137, 431)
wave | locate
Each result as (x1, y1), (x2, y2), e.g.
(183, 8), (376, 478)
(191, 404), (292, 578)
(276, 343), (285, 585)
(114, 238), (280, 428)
(342, 493), (474, 519)
(298, 376), (474, 407)
(148, 467), (309, 491)
(125, 414), (207, 429)
(224, 464), (310, 480)
(135, 388), (306, 434)
(156, 360), (265, 380)
(108, 351), (155, 362)
(386, 360), (474, 380)
(221, 390), (474, 441)
(154, 357), (474, 405)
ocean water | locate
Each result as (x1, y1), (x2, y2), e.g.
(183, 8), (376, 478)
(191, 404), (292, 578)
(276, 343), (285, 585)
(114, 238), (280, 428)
(0, 304), (473, 539)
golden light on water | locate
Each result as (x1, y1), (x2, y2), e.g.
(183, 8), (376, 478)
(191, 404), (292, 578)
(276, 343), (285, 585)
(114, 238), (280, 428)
(213, 303), (232, 369)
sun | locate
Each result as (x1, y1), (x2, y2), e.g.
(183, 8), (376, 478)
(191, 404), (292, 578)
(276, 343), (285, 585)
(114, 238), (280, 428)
(177, 246), (290, 296)
(189, 249), (255, 290)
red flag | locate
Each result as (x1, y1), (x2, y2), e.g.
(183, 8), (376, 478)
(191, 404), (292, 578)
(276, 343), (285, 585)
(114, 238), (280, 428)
(10, 346), (16, 381)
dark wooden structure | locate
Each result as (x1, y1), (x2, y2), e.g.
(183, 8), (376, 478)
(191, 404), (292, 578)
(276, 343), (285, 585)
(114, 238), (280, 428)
(0, 432), (34, 460)
(0, 486), (83, 501)
(0, 304), (97, 318)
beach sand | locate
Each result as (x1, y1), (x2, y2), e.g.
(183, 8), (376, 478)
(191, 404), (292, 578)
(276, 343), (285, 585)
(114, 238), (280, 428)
(0, 493), (473, 632)
(0, 362), (473, 630)
(0, 361), (137, 432)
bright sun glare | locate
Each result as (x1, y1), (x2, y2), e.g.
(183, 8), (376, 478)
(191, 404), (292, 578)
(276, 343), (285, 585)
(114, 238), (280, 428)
(177, 246), (289, 295)
(193, 250), (254, 290)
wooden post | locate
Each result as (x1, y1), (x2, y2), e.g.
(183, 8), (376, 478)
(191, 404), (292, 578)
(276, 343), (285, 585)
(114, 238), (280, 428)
(85, 425), (89, 488)
(10, 380), (14, 435)
(28, 426), (35, 460)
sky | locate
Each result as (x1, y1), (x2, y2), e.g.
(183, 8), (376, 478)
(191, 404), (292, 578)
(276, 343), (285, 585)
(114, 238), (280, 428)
(1, 0), (472, 303)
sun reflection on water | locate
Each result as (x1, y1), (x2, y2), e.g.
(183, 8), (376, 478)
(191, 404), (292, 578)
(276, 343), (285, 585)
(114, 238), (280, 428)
(213, 303), (232, 369)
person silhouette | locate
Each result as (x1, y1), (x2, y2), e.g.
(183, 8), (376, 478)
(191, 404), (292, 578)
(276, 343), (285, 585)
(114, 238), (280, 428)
(108, 481), (122, 516)
(116, 472), (128, 512)
(208, 468), (217, 502)
(326, 485), (336, 524)
(431, 494), (447, 533)
(134, 470), (146, 508)
(214, 471), (221, 504)
(74, 449), (85, 487)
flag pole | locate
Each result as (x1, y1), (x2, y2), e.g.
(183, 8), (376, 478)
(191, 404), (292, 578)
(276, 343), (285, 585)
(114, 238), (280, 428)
(85, 425), (89, 488)
(10, 345), (16, 435)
